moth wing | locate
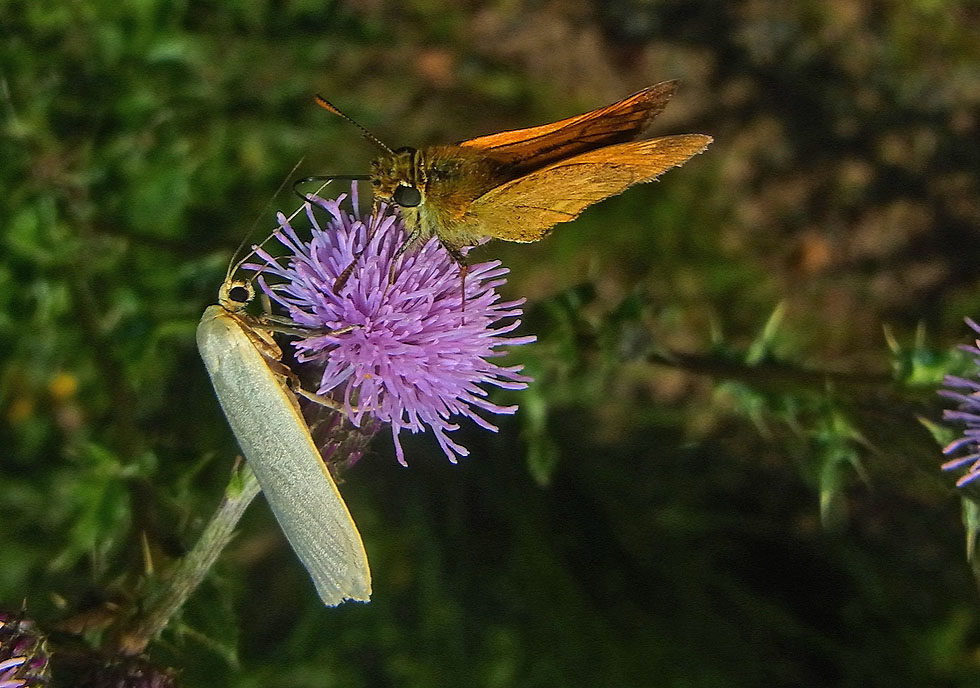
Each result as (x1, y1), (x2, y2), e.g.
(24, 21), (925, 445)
(467, 134), (713, 242)
(459, 81), (679, 172)
(197, 306), (371, 606)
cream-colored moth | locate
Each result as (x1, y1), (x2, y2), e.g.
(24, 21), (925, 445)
(197, 271), (371, 606)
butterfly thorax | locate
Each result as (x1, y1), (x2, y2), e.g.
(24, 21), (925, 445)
(371, 145), (510, 254)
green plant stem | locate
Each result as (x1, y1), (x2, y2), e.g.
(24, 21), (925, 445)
(648, 349), (895, 391)
(115, 465), (261, 656)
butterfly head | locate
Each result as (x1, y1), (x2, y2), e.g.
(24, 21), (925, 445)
(371, 147), (425, 209)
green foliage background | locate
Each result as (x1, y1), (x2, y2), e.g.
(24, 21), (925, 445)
(3, 0), (980, 685)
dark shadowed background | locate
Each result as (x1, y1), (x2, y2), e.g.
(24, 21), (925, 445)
(3, 1), (980, 685)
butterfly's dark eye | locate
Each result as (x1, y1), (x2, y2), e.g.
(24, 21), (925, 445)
(393, 184), (422, 207)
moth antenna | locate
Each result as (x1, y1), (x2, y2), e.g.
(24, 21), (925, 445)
(226, 158), (306, 284)
(315, 95), (394, 155)
(226, 166), (346, 293)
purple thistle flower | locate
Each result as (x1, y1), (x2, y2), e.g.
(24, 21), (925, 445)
(941, 318), (980, 486)
(0, 613), (49, 688)
(252, 185), (534, 466)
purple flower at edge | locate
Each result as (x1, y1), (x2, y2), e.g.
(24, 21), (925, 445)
(940, 318), (980, 486)
(0, 613), (49, 688)
(252, 185), (535, 466)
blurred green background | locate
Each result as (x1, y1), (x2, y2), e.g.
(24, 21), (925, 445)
(3, 0), (980, 685)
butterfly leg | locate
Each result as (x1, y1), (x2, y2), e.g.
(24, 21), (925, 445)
(440, 244), (469, 312)
(387, 213), (426, 284)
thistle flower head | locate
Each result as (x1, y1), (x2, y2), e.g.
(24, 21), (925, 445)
(252, 185), (534, 465)
(940, 318), (980, 486)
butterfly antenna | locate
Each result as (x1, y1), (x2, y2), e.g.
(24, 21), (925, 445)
(315, 95), (394, 155)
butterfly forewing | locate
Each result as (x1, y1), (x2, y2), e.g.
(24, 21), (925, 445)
(465, 133), (713, 242)
(458, 81), (679, 175)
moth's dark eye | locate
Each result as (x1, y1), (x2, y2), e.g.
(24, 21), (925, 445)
(393, 185), (422, 207)
(228, 285), (251, 305)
